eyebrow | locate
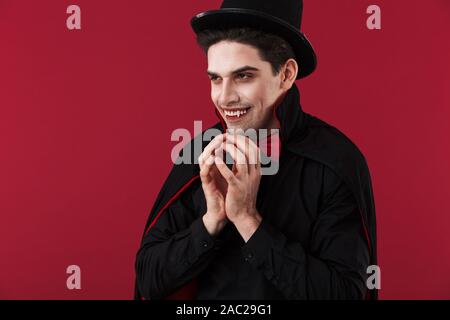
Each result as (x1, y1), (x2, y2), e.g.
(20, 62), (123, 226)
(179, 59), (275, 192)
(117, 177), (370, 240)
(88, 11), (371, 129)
(206, 66), (260, 78)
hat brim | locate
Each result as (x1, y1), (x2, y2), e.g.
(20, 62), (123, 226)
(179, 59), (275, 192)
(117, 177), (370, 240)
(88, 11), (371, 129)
(191, 8), (317, 79)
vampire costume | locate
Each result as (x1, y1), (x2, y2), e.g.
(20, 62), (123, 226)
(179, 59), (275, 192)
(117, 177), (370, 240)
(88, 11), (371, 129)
(134, 0), (378, 300)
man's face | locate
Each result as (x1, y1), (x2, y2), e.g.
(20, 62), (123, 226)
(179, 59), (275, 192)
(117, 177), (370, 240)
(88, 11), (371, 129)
(207, 41), (285, 131)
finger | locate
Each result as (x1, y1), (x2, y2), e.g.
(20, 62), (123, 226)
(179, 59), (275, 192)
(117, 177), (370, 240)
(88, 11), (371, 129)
(244, 135), (261, 172)
(214, 146), (225, 162)
(213, 145), (236, 175)
(226, 134), (257, 165)
(221, 141), (248, 176)
(199, 154), (216, 184)
(214, 155), (237, 185)
(225, 134), (250, 164)
(198, 134), (226, 166)
(226, 134), (260, 173)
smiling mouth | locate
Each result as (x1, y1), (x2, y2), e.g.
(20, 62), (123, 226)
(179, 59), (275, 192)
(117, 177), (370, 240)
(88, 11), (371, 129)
(221, 107), (251, 121)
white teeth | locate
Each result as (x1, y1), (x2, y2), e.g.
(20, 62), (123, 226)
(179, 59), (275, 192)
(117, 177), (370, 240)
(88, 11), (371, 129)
(224, 109), (248, 117)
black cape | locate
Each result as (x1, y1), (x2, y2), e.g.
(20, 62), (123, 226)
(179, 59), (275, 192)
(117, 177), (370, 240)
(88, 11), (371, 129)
(134, 83), (378, 300)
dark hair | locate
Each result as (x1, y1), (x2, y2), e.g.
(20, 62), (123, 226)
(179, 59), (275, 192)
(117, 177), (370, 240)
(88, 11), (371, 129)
(195, 27), (296, 76)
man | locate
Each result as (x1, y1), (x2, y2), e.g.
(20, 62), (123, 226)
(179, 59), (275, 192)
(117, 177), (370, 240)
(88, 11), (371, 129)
(135, 0), (377, 300)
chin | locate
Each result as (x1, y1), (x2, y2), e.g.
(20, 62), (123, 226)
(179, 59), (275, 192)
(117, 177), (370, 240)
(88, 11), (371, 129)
(226, 123), (248, 132)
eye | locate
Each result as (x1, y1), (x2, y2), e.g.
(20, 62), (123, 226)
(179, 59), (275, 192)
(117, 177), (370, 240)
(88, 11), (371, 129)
(236, 73), (252, 80)
(209, 75), (221, 82)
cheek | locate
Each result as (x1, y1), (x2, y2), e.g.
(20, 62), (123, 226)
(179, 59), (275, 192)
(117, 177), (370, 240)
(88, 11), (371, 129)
(241, 84), (266, 108)
(210, 86), (219, 105)
(260, 83), (281, 110)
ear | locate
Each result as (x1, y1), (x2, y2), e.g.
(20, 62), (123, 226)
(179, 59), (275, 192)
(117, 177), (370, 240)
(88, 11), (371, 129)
(280, 58), (299, 90)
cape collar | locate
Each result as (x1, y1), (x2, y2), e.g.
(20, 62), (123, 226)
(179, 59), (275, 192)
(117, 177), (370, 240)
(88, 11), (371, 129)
(273, 83), (308, 144)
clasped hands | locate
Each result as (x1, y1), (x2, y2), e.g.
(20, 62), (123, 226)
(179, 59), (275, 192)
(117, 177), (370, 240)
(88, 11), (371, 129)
(198, 133), (263, 242)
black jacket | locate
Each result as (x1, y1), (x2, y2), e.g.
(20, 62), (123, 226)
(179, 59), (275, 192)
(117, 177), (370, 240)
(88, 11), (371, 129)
(134, 84), (378, 300)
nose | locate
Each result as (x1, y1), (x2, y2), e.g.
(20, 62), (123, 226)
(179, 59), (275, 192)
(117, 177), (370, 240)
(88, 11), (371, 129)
(218, 78), (239, 107)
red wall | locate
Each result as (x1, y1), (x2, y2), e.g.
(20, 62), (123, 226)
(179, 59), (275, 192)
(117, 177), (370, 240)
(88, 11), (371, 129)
(1, 0), (449, 299)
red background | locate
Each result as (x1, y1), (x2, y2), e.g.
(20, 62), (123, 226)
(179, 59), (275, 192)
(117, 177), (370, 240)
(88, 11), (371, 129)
(1, 0), (449, 299)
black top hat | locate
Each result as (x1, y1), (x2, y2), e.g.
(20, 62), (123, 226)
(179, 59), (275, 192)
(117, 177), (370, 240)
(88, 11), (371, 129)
(191, 0), (317, 79)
